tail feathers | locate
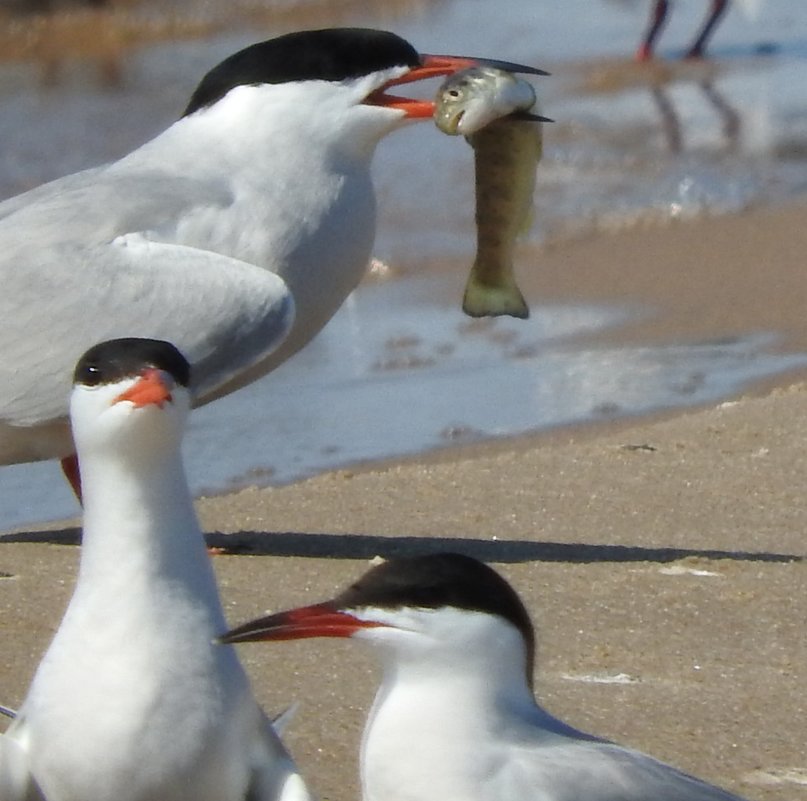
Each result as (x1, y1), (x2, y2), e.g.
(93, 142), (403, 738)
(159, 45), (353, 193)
(462, 268), (529, 319)
(269, 702), (299, 738)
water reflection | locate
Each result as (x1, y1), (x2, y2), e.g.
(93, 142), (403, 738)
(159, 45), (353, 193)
(530, 46), (807, 247)
(648, 79), (741, 154)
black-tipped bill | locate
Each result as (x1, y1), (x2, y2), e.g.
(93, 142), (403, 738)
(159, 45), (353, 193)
(220, 602), (384, 644)
(441, 55), (549, 78)
(368, 53), (549, 118)
(511, 109), (554, 123)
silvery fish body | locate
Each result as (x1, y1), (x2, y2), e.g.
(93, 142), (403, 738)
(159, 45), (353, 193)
(435, 66), (542, 319)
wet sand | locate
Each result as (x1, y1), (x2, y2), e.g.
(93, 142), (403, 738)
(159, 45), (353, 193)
(2, 202), (807, 800)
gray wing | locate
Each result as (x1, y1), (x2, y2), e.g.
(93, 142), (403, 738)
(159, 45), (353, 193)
(0, 166), (107, 223)
(494, 738), (747, 801)
(0, 166), (234, 247)
(0, 233), (293, 428)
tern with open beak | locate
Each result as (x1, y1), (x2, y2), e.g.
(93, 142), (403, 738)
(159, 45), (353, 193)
(0, 27), (547, 496)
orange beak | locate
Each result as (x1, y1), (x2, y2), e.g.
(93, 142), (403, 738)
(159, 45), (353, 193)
(366, 53), (549, 119)
(114, 368), (173, 409)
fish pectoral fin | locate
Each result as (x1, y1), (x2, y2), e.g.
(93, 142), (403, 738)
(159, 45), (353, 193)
(462, 268), (529, 319)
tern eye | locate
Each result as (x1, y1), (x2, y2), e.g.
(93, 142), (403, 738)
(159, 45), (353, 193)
(78, 363), (104, 387)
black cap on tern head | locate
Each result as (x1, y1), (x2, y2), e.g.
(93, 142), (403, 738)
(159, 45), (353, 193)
(183, 28), (421, 116)
(74, 338), (191, 389)
(337, 553), (535, 667)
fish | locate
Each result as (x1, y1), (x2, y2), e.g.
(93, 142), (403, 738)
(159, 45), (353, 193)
(434, 66), (544, 319)
(433, 65), (539, 136)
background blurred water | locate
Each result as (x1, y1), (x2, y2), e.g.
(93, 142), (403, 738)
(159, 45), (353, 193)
(1, 0), (806, 529)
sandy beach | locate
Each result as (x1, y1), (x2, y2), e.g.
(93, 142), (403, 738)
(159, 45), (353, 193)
(2, 201), (806, 801)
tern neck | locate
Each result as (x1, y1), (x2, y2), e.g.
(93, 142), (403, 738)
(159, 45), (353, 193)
(360, 646), (536, 801)
(77, 445), (213, 599)
(377, 641), (534, 715)
(139, 80), (399, 180)
(23, 430), (262, 801)
(359, 632), (592, 801)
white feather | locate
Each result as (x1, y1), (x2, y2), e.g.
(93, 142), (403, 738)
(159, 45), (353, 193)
(4, 367), (314, 801)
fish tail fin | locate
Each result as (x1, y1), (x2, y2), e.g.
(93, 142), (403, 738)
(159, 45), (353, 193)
(462, 264), (529, 319)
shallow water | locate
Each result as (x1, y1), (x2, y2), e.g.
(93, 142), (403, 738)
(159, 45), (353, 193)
(1, 0), (807, 529)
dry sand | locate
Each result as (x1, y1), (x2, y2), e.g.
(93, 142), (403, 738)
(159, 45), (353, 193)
(2, 202), (807, 800)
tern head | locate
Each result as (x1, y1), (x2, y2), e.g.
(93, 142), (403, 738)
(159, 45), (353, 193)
(182, 28), (547, 148)
(221, 552), (536, 687)
(70, 338), (192, 461)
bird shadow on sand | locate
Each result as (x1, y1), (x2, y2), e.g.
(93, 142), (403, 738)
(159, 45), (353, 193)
(2, 527), (803, 565)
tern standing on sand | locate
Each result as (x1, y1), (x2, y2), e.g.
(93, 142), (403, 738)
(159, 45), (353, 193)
(0, 338), (312, 801)
(223, 553), (749, 801)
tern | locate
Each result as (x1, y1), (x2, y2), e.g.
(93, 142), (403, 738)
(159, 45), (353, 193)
(0, 338), (313, 801)
(0, 27), (546, 493)
(222, 552), (748, 801)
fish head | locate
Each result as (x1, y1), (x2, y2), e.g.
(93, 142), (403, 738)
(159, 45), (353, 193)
(434, 66), (537, 136)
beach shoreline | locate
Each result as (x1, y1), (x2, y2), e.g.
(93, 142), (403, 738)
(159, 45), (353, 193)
(2, 201), (806, 801)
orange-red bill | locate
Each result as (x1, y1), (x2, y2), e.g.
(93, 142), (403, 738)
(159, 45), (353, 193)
(114, 368), (173, 408)
(367, 53), (548, 119)
(219, 603), (384, 644)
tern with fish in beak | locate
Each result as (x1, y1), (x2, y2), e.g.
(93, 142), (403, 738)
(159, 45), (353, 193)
(0, 28), (547, 496)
